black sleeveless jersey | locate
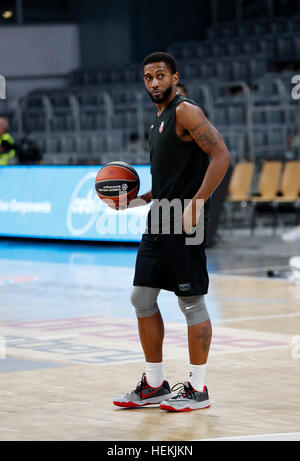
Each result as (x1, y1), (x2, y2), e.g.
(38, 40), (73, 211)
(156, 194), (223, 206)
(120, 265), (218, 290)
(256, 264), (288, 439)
(147, 93), (210, 233)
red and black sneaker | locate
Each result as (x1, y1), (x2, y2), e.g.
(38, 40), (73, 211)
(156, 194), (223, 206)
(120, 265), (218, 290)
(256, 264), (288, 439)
(113, 372), (172, 408)
(160, 381), (211, 412)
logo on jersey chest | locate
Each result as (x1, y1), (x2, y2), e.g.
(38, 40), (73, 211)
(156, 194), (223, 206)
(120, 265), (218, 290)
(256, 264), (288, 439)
(159, 121), (165, 133)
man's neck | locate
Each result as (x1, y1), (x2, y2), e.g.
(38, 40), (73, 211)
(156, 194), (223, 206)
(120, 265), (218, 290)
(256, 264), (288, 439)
(155, 90), (177, 116)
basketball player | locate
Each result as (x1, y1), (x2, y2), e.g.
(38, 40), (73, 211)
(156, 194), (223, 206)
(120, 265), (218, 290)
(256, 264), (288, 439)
(113, 52), (231, 411)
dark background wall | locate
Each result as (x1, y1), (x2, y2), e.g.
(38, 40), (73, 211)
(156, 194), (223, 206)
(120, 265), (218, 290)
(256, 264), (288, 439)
(128, 0), (210, 64)
(2, 0), (300, 74)
(76, 0), (132, 70)
(74, 0), (211, 70)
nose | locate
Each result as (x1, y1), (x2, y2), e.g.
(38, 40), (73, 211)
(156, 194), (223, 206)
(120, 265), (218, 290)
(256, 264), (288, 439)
(151, 77), (160, 89)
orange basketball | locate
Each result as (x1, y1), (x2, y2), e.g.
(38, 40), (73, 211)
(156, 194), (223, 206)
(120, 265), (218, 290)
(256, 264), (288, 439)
(95, 161), (140, 209)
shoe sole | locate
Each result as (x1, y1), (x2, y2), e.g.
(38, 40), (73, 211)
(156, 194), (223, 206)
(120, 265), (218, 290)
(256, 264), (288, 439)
(113, 401), (153, 408)
(160, 403), (211, 412)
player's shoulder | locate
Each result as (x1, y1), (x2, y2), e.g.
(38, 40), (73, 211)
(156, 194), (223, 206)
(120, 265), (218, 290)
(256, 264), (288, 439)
(175, 98), (205, 120)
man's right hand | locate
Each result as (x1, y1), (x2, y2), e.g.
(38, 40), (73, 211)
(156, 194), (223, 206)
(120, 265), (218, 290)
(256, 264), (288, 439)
(103, 195), (148, 211)
(103, 189), (152, 210)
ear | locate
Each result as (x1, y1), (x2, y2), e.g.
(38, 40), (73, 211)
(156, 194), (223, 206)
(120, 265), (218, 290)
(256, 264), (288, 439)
(172, 72), (179, 85)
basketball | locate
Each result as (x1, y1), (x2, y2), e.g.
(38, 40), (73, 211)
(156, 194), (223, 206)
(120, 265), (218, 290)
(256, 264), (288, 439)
(95, 161), (140, 209)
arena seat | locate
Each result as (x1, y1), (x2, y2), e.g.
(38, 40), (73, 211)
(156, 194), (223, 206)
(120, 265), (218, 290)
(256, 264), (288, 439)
(227, 162), (255, 203)
(275, 161), (300, 203)
(249, 161), (283, 233)
(249, 161), (282, 202)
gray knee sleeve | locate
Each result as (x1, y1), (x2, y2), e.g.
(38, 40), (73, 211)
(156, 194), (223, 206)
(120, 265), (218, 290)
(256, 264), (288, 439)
(130, 286), (160, 318)
(178, 295), (210, 326)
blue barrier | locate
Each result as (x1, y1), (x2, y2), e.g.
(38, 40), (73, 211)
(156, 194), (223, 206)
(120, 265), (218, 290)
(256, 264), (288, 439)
(0, 165), (152, 242)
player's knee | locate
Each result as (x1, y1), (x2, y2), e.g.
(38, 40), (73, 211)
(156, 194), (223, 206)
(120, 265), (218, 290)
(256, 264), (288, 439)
(178, 295), (210, 326)
(130, 286), (159, 318)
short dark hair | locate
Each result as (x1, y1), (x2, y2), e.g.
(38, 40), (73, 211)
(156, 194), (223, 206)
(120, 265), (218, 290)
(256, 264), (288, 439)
(143, 52), (177, 74)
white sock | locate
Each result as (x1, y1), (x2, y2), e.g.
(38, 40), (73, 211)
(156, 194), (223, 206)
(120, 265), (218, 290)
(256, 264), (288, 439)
(145, 362), (165, 387)
(189, 364), (207, 392)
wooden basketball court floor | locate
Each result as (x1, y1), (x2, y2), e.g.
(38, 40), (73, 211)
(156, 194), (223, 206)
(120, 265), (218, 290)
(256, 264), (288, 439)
(0, 231), (299, 441)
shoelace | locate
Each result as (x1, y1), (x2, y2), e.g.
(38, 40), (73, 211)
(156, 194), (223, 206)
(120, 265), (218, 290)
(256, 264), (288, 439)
(133, 372), (147, 397)
(171, 383), (195, 400)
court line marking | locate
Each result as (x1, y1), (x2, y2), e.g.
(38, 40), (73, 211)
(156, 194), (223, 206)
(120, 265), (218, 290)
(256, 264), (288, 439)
(195, 431), (300, 441)
(213, 311), (300, 324)
(4, 312), (299, 331)
(5, 335), (80, 343)
(211, 273), (291, 283)
(212, 264), (291, 274)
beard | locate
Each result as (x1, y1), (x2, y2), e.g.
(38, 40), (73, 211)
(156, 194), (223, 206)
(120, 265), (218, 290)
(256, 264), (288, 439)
(147, 84), (173, 103)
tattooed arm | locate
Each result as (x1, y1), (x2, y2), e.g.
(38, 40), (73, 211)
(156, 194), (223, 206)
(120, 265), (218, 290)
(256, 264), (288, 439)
(177, 102), (231, 202)
(176, 102), (232, 230)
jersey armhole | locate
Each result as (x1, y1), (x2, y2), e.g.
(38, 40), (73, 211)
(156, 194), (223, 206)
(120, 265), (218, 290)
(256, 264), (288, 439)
(173, 99), (198, 144)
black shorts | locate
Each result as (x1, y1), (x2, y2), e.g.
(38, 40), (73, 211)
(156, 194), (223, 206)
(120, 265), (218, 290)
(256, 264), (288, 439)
(133, 233), (209, 297)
